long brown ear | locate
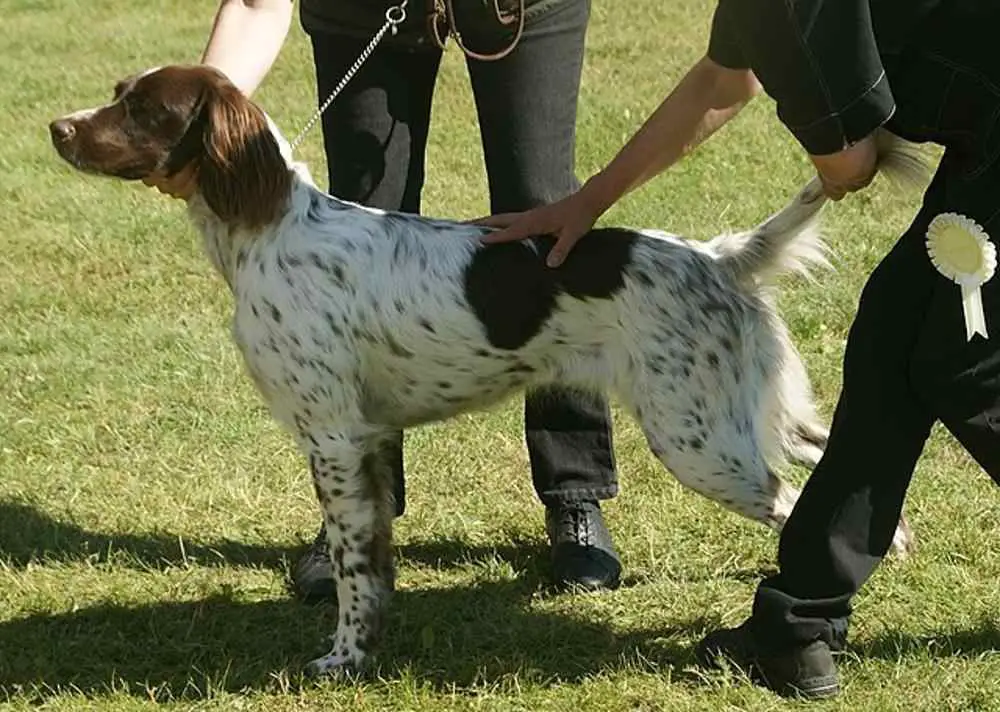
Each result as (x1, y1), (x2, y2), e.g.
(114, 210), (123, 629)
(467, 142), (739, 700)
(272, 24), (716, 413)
(197, 81), (291, 230)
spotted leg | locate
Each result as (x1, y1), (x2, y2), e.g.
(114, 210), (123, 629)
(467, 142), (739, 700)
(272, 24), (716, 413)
(303, 430), (395, 676)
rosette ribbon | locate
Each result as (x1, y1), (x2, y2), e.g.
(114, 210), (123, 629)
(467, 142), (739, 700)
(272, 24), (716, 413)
(926, 212), (996, 341)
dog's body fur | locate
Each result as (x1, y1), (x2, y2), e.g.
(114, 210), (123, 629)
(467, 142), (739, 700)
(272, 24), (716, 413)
(50, 65), (917, 675)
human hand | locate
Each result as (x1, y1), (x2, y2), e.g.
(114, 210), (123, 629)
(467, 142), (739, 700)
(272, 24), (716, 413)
(475, 189), (607, 268)
(141, 162), (198, 200)
(809, 134), (879, 201)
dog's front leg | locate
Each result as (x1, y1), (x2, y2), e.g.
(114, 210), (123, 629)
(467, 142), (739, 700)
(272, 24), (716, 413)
(303, 432), (394, 677)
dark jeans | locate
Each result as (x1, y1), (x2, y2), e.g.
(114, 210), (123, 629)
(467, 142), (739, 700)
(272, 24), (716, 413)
(306, 0), (618, 516)
(749, 4), (1000, 650)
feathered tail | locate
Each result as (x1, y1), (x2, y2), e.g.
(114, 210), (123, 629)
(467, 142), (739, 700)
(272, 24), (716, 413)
(712, 129), (935, 285)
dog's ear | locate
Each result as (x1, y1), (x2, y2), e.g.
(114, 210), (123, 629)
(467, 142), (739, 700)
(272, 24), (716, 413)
(196, 78), (291, 230)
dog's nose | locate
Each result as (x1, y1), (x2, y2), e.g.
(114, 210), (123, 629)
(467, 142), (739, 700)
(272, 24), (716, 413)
(49, 119), (75, 143)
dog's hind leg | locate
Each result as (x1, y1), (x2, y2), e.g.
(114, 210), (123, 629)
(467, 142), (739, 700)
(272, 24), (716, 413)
(302, 428), (395, 677)
(784, 419), (829, 469)
(767, 326), (830, 470)
(632, 387), (802, 531)
(765, 342), (915, 556)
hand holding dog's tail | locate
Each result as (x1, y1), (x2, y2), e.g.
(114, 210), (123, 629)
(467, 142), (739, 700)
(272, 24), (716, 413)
(718, 129), (936, 285)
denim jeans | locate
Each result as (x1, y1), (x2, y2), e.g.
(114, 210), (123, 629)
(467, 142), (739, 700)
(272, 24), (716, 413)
(749, 2), (1000, 651)
(306, 0), (618, 515)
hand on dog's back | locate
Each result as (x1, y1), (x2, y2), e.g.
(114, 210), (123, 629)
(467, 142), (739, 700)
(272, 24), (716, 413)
(473, 189), (605, 268)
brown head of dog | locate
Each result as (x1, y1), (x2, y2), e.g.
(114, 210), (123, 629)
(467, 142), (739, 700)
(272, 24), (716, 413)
(49, 65), (291, 231)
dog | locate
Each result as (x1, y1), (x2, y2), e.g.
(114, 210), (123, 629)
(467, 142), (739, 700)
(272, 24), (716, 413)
(50, 65), (920, 675)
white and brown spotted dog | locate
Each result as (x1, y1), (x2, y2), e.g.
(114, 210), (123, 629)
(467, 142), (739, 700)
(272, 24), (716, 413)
(50, 65), (918, 676)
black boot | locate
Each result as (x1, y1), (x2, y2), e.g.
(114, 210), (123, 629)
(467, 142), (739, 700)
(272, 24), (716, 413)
(291, 525), (336, 603)
(545, 500), (621, 591)
(696, 621), (840, 700)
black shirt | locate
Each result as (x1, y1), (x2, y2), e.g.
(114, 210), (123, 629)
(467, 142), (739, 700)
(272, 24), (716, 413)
(707, 0), (945, 155)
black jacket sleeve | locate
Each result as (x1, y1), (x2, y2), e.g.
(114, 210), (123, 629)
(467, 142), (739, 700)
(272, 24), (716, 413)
(707, 0), (896, 155)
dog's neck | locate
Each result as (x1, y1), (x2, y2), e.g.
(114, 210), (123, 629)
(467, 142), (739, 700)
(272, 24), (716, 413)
(186, 115), (317, 292)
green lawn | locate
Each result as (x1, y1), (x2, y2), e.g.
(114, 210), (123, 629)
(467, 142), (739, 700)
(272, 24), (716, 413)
(4, 1), (1000, 710)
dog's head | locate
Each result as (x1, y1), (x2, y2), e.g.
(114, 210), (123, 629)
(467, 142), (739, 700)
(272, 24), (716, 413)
(49, 65), (291, 230)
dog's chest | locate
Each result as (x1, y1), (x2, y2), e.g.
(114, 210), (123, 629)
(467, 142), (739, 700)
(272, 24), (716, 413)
(227, 267), (357, 424)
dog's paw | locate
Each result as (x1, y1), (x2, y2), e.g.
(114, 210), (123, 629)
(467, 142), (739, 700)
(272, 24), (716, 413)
(303, 651), (366, 681)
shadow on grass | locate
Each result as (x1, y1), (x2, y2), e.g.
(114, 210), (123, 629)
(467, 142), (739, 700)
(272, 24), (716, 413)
(855, 619), (1000, 661)
(0, 500), (556, 579)
(0, 498), (776, 590)
(0, 499), (300, 572)
(0, 499), (735, 700)
(0, 579), (704, 701)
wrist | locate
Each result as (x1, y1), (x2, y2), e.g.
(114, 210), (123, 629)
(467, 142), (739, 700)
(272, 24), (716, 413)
(579, 172), (621, 220)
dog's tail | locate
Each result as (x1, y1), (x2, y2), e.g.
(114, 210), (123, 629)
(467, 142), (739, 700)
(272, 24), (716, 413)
(712, 129), (935, 285)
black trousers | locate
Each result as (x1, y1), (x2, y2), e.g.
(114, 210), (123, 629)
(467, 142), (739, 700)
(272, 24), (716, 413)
(306, 0), (618, 516)
(750, 5), (1000, 650)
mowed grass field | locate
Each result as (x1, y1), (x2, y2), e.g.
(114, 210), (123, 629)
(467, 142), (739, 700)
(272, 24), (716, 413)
(3, 1), (1000, 710)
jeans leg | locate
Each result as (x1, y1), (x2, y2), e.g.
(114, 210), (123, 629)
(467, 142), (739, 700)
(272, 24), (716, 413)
(750, 154), (1000, 651)
(310, 32), (443, 515)
(749, 167), (949, 650)
(310, 33), (442, 213)
(465, 0), (618, 506)
(911, 168), (1000, 480)
(524, 388), (618, 506)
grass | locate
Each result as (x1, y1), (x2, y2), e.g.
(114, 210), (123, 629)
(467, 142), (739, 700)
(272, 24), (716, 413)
(3, 0), (1000, 710)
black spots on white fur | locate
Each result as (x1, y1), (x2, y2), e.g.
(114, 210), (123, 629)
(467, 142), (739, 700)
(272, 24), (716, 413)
(324, 311), (344, 337)
(505, 362), (535, 376)
(307, 252), (346, 284)
(632, 269), (655, 288)
(646, 355), (668, 375)
(464, 228), (637, 350)
(262, 299), (282, 324)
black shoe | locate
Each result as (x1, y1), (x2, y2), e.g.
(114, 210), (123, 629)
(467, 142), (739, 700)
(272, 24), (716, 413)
(696, 622), (840, 700)
(545, 501), (622, 591)
(291, 526), (337, 604)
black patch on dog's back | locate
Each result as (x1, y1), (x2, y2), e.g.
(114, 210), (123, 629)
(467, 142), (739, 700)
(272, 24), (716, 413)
(464, 228), (637, 350)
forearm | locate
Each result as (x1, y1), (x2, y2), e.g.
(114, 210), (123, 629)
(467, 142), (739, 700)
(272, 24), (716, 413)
(201, 0), (293, 96)
(582, 57), (760, 214)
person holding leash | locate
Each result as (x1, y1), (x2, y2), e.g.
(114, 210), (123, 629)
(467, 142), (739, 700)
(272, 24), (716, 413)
(484, 0), (1000, 700)
(147, 0), (625, 600)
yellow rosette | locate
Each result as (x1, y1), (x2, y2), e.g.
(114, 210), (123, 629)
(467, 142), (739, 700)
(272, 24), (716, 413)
(926, 212), (996, 341)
